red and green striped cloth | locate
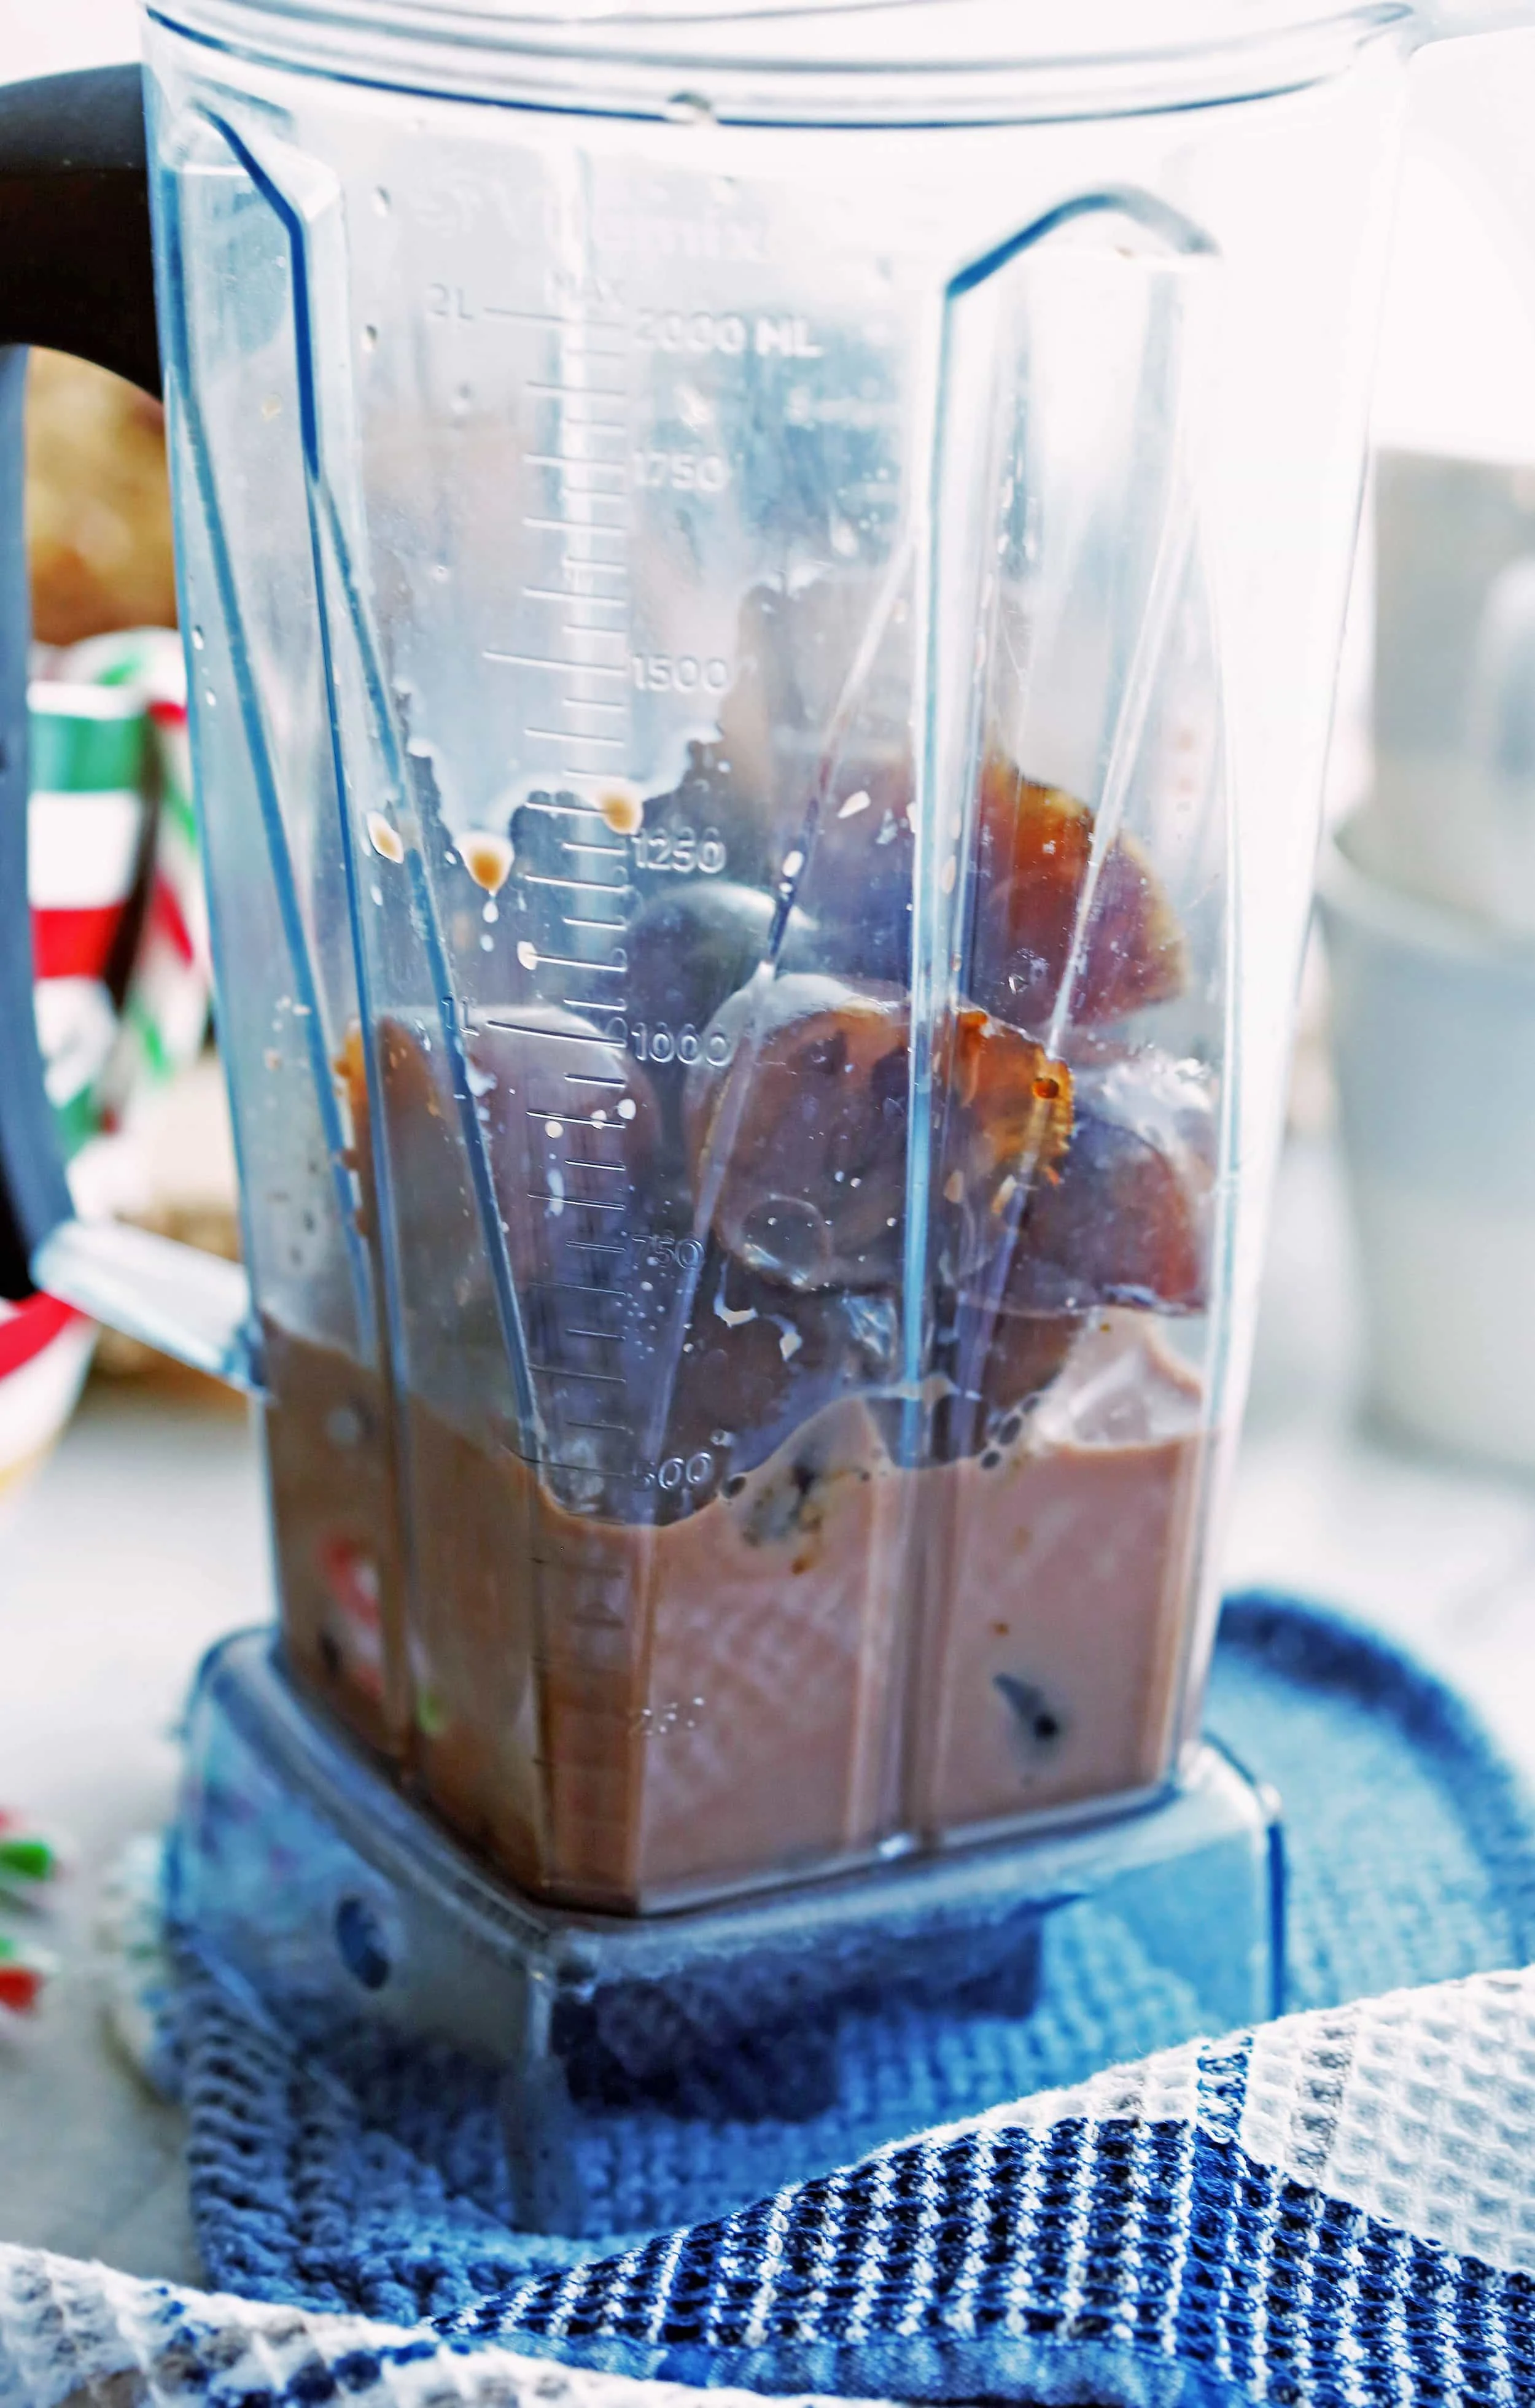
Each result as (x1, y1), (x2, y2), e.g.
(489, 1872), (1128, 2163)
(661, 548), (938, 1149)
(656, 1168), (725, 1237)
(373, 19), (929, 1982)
(0, 628), (211, 1505)
(31, 627), (209, 1143)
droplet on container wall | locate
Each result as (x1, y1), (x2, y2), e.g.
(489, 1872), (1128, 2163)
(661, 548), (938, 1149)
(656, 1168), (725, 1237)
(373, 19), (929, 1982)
(367, 812), (405, 864)
(597, 785), (643, 837)
(462, 831), (515, 893)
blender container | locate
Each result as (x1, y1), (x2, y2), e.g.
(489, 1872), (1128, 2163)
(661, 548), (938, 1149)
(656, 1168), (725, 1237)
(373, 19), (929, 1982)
(0, 0), (1489, 2234)
(141, 1), (1396, 1906)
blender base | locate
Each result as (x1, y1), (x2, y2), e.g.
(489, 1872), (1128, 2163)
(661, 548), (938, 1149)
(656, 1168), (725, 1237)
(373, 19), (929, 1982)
(169, 1631), (1283, 2237)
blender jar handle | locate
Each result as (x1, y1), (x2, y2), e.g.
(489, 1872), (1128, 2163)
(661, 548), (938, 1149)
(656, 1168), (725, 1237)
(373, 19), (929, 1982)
(0, 66), (255, 1387)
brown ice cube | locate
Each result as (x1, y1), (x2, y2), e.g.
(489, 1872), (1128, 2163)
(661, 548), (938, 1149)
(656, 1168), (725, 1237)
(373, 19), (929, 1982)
(685, 977), (1071, 1294)
(928, 1297), (1081, 1462)
(643, 1257), (899, 1511)
(684, 975), (911, 1290)
(995, 1047), (1213, 1316)
(973, 756), (1187, 1030)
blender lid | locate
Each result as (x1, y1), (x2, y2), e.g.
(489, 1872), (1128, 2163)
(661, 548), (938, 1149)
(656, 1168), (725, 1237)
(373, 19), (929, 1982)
(149, 0), (1415, 120)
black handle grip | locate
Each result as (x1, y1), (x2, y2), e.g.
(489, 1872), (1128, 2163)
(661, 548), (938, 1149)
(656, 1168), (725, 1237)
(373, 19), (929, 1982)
(0, 65), (160, 1300)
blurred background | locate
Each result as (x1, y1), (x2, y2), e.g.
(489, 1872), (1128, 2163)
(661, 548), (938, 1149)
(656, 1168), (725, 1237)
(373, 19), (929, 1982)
(9, 0), (1535, 2282)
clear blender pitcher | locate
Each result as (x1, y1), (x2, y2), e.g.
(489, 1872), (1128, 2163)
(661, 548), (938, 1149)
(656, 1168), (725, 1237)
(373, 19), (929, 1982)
(0, 0), (1502, 2231)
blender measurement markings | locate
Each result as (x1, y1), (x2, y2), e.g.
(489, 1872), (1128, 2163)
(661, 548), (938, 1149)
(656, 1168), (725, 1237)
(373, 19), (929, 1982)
(524, 587), (626, 604)
(524, 729), (626, 747)
(524, 461), (626, 482)
(511, 311), (635, 1453)
(524, 518), (626, 536)
(486, 653), (626, 675)
(483, 304), (623, 330)
(523, 874), (633, 895)
(523, 526), (626, 543)
(484, 1020), (625, 1050)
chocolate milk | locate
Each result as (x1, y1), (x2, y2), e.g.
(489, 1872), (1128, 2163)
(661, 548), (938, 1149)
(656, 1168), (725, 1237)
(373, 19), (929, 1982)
(905, 1315), (1203, 1836)
(265, 1309), (1205, 1909)
(262, 1319), (411, 1765)
(410, 1389), (907, 1906)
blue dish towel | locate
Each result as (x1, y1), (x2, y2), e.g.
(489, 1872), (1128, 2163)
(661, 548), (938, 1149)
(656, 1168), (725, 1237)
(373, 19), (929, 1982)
(45, 1590), (1535, 2408)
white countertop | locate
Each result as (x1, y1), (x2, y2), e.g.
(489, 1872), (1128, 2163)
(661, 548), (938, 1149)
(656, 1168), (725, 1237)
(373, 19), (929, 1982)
(2, 1130), (1534, 2288)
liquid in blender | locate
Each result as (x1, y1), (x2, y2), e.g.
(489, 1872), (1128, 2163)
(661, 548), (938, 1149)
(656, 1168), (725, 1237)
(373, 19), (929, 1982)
(262, 742), (1217, 1911)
